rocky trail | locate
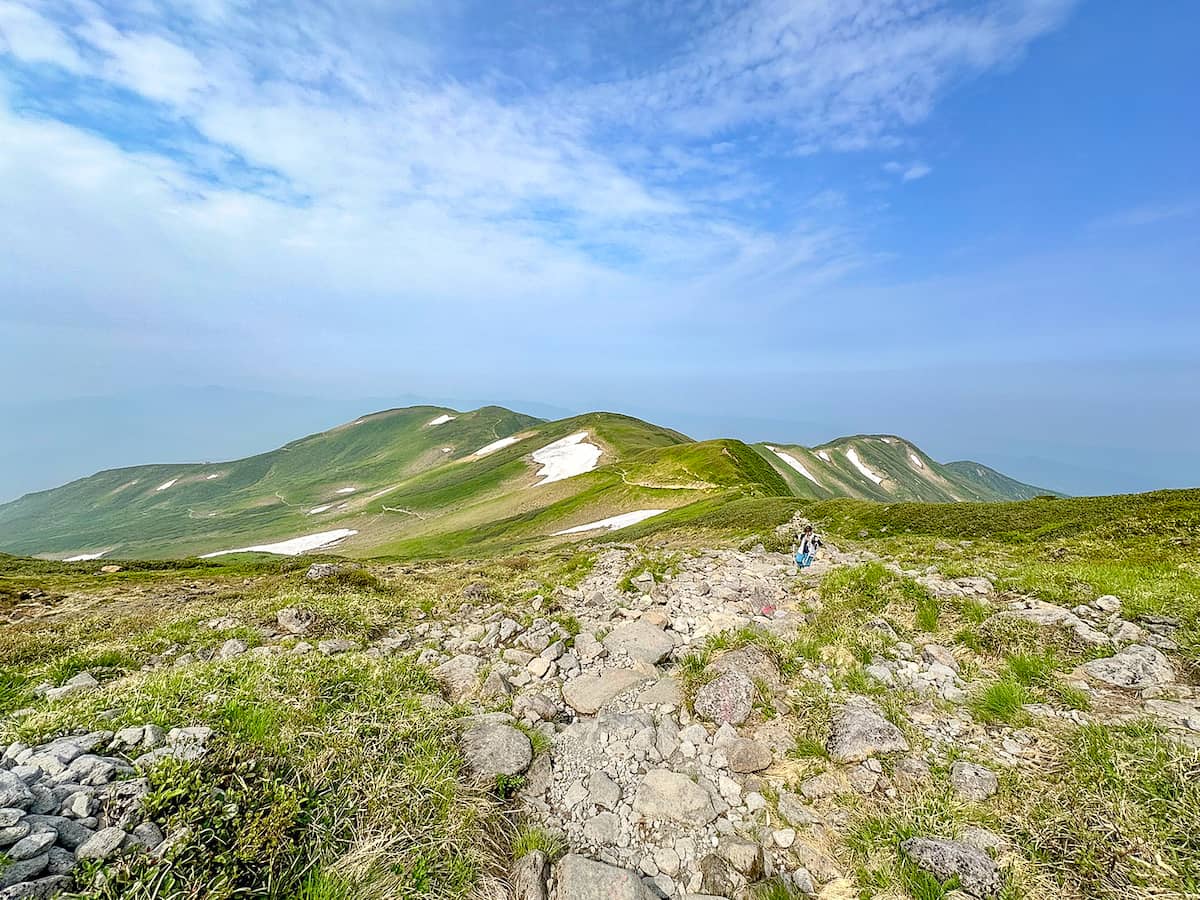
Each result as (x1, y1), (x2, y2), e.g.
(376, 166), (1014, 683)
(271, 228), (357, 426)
(7, 524), (1198, 900)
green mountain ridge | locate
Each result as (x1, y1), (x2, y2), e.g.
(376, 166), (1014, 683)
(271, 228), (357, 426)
(0, 405), (1058, 560)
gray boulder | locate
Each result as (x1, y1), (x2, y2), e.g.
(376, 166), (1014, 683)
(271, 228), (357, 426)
(276, 607), (315, 634)
(0, 854), (48, 890)
(693, 671), (755, 725)
(901, 837), (1003, 898)
(433, 655), (481, 702)
(554, 854), (647, 900)
(461, 722), (532, 779)
(725, 738), (772, 773)
(44, 672), (99, 702)
(950, 761), (999, 801)
(75, 825), (127, 861)
(512, 849), (549, 900)
(1081, 645), (1174, 689)
(0, 874), (71, 899)
(305, 563), (339, 580)
(0, 773), (34, 811)
(602, 622), (673, 665)
(826, 697), (909, 763)
(632, 769), (717, 825)
(562, 669), (649, 715)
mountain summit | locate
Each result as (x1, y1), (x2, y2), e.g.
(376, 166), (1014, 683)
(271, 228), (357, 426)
(0, 405), (1055, 560)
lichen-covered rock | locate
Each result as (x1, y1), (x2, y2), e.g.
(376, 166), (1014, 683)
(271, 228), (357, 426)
(632, 769), (717, 825)
(826, 697), (909, 763)
(553, 854), (647, 899)
(602, 621), (674, 665)
(1081, 645), (1174, 689)
(901, 837), (1003, 898)
(461, 722), (532, 779)
(693, 671), (755, 725)
(562, 669), (648, 715)
(950, 761), (999, 801)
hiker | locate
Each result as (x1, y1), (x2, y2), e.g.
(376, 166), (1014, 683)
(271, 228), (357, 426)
(795, 525), (821, 570)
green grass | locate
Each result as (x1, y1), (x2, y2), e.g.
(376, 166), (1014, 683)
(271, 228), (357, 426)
(1012, 721), (1200, 897)
(511, 826), (565, 861)
(969, 679), (1031, 725)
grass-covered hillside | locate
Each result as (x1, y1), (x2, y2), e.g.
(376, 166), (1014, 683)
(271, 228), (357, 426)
(0, 406), (1054, 561)
(754, 435), (1056, 503)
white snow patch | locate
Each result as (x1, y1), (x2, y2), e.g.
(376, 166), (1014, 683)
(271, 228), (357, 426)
(472, 435), (523, 457)
(308, 505), (332, 514)
(441, 447), (452, 453)
(200, 529), (358, 558)
(65, 551), (106, 562)
(335, 487), (356, 494)
(845, 447), (885, 485)
(766, 446), (821, 486)
(530, 431), (602, 486)
(817, 450), (831, 462)
(205, 474), (220, 480)
(881, 437), (896, 444)
(428, 414), (456, 426)
(155, 478), (178, 491)
(337, 503), (349, 510)
(554, 509), (667, 535)
(909, 453), (925, 469)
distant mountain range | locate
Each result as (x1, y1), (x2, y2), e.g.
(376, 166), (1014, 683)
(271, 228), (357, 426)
(0, 405), (1058, 560)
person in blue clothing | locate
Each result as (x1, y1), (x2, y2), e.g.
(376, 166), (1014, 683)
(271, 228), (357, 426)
(795, 525), (821, 570)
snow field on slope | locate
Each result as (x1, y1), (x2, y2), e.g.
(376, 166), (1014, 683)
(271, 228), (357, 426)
(472, 436), (523, 457)
(200, 529), (358, 558)
(530, 431), (602, 485)
(553, 510), (666, 535)
(845, 447), (885, 485)
(766, 446), (820, 486)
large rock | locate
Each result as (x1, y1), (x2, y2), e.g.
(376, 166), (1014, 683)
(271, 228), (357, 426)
(554, 854), (647, 900)
(725, 738), (772, 773)
(512, 849), (549, 900)
(0, 855), (49, 890)
(0, 773), (34, 811)
(901, 837), (1003, 898)
(710, 646), (781, 689)
(305, 563), (339, 580)
(75, 825), (126, 861)
(433, 655), (481, 702)
(276, 607), (315, 634)
(632, 769), (717, 825)
(1081, 645), (1174, 689)
(950, 762), (999, 801)
(826, 697), (909, 763)
(603, 622), (674, 665)
(693, 671), (755, 725)
(461, 722), (532, 779)
(562, 669), (649, 715)
(44, 672), (99, 702)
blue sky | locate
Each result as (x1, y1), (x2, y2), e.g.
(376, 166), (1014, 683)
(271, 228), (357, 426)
(1, 0), (1197, 501)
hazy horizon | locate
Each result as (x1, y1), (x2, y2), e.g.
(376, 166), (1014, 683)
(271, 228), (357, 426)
(2, 1), (1197, 503)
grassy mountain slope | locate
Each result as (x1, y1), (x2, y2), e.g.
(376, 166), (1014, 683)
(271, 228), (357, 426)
(0, 409), (1054, 560)
(755, 435), (1057, 503)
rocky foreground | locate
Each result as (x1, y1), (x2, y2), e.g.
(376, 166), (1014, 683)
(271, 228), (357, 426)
(5, 521), (1196, 899)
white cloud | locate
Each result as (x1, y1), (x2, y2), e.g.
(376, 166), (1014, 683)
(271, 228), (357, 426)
(886, 160), (932, 181)
(0, 1), (84, 70)
(1092, 202), (1199, 229)
(0, 0), (1076, 384)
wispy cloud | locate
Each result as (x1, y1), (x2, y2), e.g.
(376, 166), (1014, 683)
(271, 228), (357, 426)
(0, 0), (1075, 375)
(884, 160), (933, 181)
(1091, 201), (1199, 229)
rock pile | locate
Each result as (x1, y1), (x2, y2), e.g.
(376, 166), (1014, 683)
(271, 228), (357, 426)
(0, 726), (208, 897)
